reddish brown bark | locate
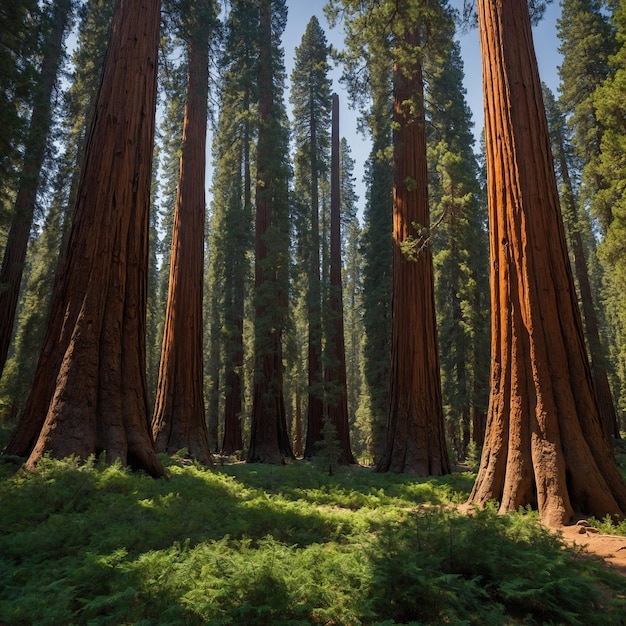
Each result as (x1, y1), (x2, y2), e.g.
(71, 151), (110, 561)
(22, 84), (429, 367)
(0, 0), (73, 379)
(468, 0), (626, 525)
(5, 0), (164, 477)
(326, 93), (355, 465)
(151, 26), (211, 464)
(376, 28), (450, 476)
(247, 0), (293, 464)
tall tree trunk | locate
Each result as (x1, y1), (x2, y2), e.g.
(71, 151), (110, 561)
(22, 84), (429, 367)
(0, 0), (73, 379)
(468, 0), (626, 525)
(326, 93), (355, 465)
(376, 28), (450, 476)
(151, 25), (211, 464)
(247, 0), (293, 464)
(304, 100), (324, 459)
(221, 104), (252, 456)
(6, 0), (164, 477)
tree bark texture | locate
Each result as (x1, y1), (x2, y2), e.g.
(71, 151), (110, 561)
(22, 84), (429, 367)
(376, 28), (450, 476)
(247, 0), (293, 464)
(151, 28), (211, 464)
(6, 0), (164, 477)
(326, 93), (355, 464)
(468, 0), (626, 525)
(0, 0), (73, 379)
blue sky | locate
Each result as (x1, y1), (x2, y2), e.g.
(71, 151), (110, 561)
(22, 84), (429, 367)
(282, 1), (564, 213)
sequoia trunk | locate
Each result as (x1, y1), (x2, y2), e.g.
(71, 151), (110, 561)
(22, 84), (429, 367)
(151, 24), (211, 464)
(468, 0), (626, 525)
(376, 27), (450, 476)
(6, 0), (164, 477)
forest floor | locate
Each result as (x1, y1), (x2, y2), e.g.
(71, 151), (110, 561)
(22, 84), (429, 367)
(559, 523), (626, 577)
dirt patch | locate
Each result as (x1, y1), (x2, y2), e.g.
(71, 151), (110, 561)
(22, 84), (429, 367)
(558, 522), (626, 577)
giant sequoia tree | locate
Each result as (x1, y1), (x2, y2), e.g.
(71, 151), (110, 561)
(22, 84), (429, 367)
(375, 3), (450, 476)
(467, 0), (626, 525)
(6, 0), (164, 476)
(151, 0), (216, 464)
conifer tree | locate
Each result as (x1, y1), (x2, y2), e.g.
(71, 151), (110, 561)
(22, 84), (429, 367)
(592, 0), (626, 432)
(0, 0), (115, 417)
(151, 0), (217, 464)
(247, 0), (293, 463)
(290, 16), (332, 458)
(6, 0), (165, 476)
(427, 17), (490, 460)
(327, 2), (393, 462)
(208, 0), (258, 455)
(0, 0), (74, 380)
(467, 0), (626, 525)
(325, 94), (355, 464)
(0, 0), (40, 227)
(557, 0), (616, 230)
(338, 138), (364, 456)
(543, 84), (619, 439)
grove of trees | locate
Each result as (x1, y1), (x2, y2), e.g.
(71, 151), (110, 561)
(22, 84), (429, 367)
(1, 0), (626, 524)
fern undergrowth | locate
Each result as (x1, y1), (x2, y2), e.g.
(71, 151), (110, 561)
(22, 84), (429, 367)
(1, 453), (625, 625)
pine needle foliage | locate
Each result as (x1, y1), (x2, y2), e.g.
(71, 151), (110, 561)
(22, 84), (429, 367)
(1, 456), (625, 625)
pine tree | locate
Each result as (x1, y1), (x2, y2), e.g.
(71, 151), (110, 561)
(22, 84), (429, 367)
(467, 0), (626, 525)
(290, 15), (332, 458)
(6, 0), (164, 476)
(247, 0), (293, 463)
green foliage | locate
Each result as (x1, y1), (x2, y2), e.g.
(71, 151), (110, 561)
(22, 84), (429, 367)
(313, 416), (341, 476)
(1, 458), (625, 625)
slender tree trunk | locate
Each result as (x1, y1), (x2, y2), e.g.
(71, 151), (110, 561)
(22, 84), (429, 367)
(304, 102), (324, 459)
(6, 0), (164, 477)
(151, 27), (211, 464)
(221, 113), (251, 456)
(468, 0), (626, 525)
(247, 0), (293, 464)
(0, 0), (73, 379)
(376, 28), (450, 476)
(325, 93), (355, 464)
(293, 388), (303, 457)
